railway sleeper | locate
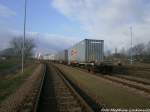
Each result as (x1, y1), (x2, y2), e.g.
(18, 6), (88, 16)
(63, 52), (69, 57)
(55, 90), (72, 95)
(56, 92), (72, 96)
(56, 96), (75, 102)
(58, 107), (82, 112)
(58, 102), (80, 108)
(58, 105), (82, 112)
(58, 100), (79, 105)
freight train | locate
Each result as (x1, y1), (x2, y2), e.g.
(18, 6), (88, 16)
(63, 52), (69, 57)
(53, 39), (116, 74)
(55, 39), (104, 64)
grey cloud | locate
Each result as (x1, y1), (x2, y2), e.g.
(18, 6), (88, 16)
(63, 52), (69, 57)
(30, 33), (79, 54)
(52, 0), (150, 51)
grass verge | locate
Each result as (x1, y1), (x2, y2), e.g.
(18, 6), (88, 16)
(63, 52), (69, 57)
(0, 59), (19, 70)
(0, 64), (37, 104)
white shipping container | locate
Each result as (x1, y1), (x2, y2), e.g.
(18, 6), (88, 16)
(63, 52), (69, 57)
(68, 39), (104, 63)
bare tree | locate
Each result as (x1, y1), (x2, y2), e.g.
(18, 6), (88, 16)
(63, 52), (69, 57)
(10, 37), (35, 58)
(131, 43), (145, 60)
(146, 41), (150, 56)
(134, 43), (145, 55)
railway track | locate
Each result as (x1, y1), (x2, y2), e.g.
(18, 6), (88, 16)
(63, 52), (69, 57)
(102, 75), (150, 94)
(34, 64), (94, 112)
(70, 65), (150, 95)
(112, 75), (150, 85)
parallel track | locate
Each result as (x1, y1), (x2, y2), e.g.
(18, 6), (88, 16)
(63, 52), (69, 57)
(71, 65), (150, 95)
(112, 75), (150, 85)
(102, 75), (150, 94)
(34, 64), (94, 112)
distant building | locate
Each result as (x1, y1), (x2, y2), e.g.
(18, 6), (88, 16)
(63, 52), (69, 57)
(42, 54), (56, 60)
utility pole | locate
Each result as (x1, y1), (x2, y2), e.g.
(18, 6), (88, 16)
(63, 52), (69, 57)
(22, 0), (27, 73)
(130, 26), (133, 64)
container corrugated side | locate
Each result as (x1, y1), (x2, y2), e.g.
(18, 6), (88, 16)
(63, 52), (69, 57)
(85, 39), (104, 62)
(68, 39), (104, 63)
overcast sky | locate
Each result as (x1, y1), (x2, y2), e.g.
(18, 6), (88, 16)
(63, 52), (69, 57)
(0, 0), (150, 54)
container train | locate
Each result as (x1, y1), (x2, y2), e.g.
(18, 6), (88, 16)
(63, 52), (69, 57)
(55, 39), (104, 65)
(43, 39), (124, 74)
(53, 39), (114, 74)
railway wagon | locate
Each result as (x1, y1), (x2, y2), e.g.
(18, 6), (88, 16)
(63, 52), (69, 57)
(68, 39), (104, 64)
(55, 50), (68, 64)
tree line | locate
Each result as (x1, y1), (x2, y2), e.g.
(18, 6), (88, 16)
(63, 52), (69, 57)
(0, 37), (35, 59)
(105, 41), (150, 63)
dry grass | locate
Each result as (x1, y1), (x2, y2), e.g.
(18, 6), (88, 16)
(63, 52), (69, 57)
(56, 64), (150, 108)
(0, 64), (38, 103)
(0, 64), (43, 112)
(125, 63), (150, 80)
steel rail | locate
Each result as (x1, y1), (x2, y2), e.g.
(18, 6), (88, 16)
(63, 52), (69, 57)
(32, 64), (46, 112)
(53, 65), (94, 112)
(33, 64), (94, 112)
